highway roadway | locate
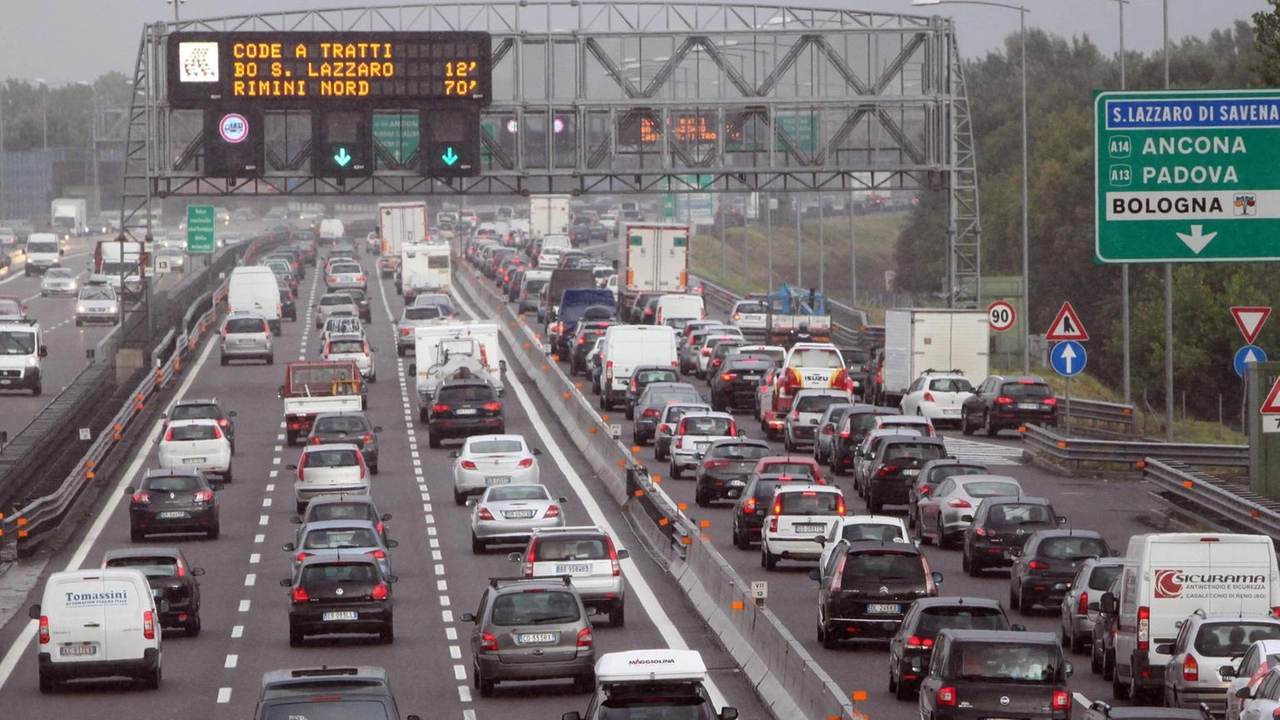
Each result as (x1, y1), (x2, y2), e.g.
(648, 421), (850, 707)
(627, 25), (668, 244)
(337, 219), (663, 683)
(0, 250), (769, 720)
(456, 239), (1165, 718)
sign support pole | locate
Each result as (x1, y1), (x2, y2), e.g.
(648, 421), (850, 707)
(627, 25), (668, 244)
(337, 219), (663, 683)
(1064, 377), (1071, 438)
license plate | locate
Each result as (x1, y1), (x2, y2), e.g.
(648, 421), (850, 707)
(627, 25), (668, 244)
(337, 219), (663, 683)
(238, 338), (254, 344)
(183, 457), (207, 465)
(503, 510), (535, 519)
(695, 442), (711, 451)
(1053, 583), (1068, 591)
(485, 476), (511, 485)
(157, 511), (188, 519)
(455, 408), (478, 415)
(728, 489), (741, 498)
(555, 564), (591, 574)
(866, 603), (901, 614)
(1018, 402), (1041, 410)
(0, 380), (10, 385)
(794, 523), (826, 534)
(517, 633), (557, 644)
(323, 611), (358, 621)
(59, 645), (98, 657)
(902, 469), (919, 476)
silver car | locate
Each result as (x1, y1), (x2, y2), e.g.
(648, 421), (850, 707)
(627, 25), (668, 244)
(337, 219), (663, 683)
(396, 304), (451, 356)
(220, 313), (274, 365)
(508, 525), (629, 626)
(325, 261), (366, 292)
(283, 519), (397, 578)
(1162, 611), (1280, 714)
(468, 484), (566, 553)
(75, 284), (119, 325)
(914, 474), (1023, 547)
(314, 291), (359, 329)
(40, 268), (79, 297)
(452, 435), (542, 505)
(1060, 558), (1124, 655)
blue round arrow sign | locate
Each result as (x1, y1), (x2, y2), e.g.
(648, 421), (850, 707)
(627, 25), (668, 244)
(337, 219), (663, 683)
(1050, 340), (1087, 377)
(1234, 344), (1268, 378)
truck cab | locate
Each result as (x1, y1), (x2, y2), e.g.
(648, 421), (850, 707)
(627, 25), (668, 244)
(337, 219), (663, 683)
(279, 360), (366, 445)
(763, 343), (849, 438)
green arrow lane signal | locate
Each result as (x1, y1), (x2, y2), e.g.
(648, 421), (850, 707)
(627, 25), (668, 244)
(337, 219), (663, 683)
(333, 147), (353, 167)
(441, 147), (459, 167)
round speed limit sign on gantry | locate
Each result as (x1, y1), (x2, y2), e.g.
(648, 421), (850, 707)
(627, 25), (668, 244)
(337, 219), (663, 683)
(987, 300), (1016, 332)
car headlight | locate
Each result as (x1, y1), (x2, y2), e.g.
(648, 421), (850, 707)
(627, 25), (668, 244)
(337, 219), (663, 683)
(77, 305), (86, 312)
(26, 356), (38, 367)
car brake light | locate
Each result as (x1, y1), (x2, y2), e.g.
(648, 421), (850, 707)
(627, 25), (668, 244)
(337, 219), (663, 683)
(995, 396), (1014, 405)
(164, 428), (174, 441)
(947, 498), (972, 508)
(744, 497), (757, 514)
(792, 410), (800, 421)
(143, 610), (155, 640)
(974, 526), (989, 536)
(1079, 591), (1089, 615)
(523, 539), (538, 578)
(704, 460), (729, 469)
(366, 549), (387, 560)
(577, 627), (594, 647)
(906, 636), (934, 648)
(362, 433), (373, 444)
(460, 460), (477, 470)
(1183, 654), (1198, 682)
(480, 633), (498, 652)
(545, 504), (560, 519)
(295, 552), (312, 562)
(400, 327), (411, 336)
(836, 497), (846, 516)
(768, 516), (778, 533)
(132, 492), (151, 505)
(1051, 691), (1070, 711)
(38, 616), (49, 644)
(720, 373), (738, 382)
(877, 464), (899, 477)
(218, 418), (229, 427)
(701, 348), (711, 356)
(822, 425), (834, 436)
(477, 507), (495, 520)
(433, 404), (451, 413)
(517, 458), (534, 469)
(1028, 560), (1049, 570)
(937, 687), (957, 707)
(839, 429), (850, 438)
(1043, 397), (1059, 406)
(1138, 606), (1150, 650)
(213, 426), (224, 439)
(193, 490), (214, 503)
(482, 401), (502, 412)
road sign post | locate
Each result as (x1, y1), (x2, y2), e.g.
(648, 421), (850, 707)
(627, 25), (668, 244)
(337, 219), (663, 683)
(1096, 90), (1280, 263)
(186, 205), (215, 254)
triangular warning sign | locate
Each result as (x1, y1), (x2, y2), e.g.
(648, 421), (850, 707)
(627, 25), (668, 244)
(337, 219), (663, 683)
(1232, 306), (1271, 345)
(1262, 377), (1280, 414)
(1045, 301), (1089, 341)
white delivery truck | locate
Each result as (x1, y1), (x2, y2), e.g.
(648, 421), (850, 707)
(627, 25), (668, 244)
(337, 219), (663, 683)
(24, 233), (63, 276)
(94, 239), (146, 293)
(0, 321), (47, 395)
(411, 322), (505, 418)
(379, 201), (428, 258)
(398, 243), (451, 301)
(529, 194), (571, 240)
(227, 266), (283, 335)
(598, 324), (679, 411)
(621, 223), (689, 311)
(879, 309), (989, 408)
(51, 198), (87, 239)
(1104, 533), (1280, 704)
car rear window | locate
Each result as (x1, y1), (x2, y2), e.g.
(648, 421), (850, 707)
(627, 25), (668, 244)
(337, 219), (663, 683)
(929, 378), (974, 393)
(310, 504), (376, 523)
(777, 491), (841, 515)
(314, 416), (368, 434)
(839, 523), (906, 543)
(681, 416), (732, 436)
(916, 606), (1007, 636)
(708, 444), (770, 461)
(404, 306), (445, 320)
(735, 301), (766, 313)
(885, 443), (946, 461)
(486, 486), (548, 502)
(437, 385), (496, 403)
(796, 394), (845, 413)
(328, 340), (365, 354)
(636, 369), (678, 385)
(320, 294), (354, 306)
(330, 263), (362, 274)
(787, 347), (843, 368)
(840, 551), (924, 584)
(950, 643), (1061, 682)
(304, 528), (378, 550)
(988, 503), (1054, 526)
(760, 462), (815, 478)
(1000, 381), (1052, 399)
(144, 475), (199, 493)
(301, 562), (379, 585)
(649, 389), (701, 405)
(1038, 537), (1107, 560)
(469, 439), (524, 454)
(849, 413), (892, 431)
(524, 280), (548, 293)
(306, 449), (361, 467)
(1087, 565), (1122, 591)
(491, 590), (580, 625)
(537, 538), (607, 561)
(261, 701), (392, 720)
(171, 404), (218, 421)
(104, 556), (180, 578)
(170, 424), (219, 441)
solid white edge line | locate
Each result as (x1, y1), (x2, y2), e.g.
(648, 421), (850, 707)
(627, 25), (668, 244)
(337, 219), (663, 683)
(0, 329), (220, 692)
(452, 287), (731, 712)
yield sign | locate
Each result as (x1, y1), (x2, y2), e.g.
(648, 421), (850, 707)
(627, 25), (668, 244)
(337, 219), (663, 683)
(1045, 301), (1089, 341)
(1231, 306), (1271, 345)
(1262, 376), (1280, 414)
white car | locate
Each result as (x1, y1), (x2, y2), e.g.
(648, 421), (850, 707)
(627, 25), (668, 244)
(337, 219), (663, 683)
(451, 434), (542, 505)
(157, 418), (233, 481)
(40, 268), (79, 297)
(899, 373), (975, 428)
(760, 484), (846, 570)
(1226, 639), (1280, 720)
(817, 515), (912, 570)
(289, 443), (369, 513)
(318, 316), (365, 350)
(323, 333), (376, 382)
(75, 285), (120, 325)
(1240, 666), (1280, 720)
(468, 484), (565, 553)
(728, 299), (769, 339)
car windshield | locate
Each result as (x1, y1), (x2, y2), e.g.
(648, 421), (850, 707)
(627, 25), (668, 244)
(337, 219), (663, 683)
(0, 330), (36, 355)
(885, 443), (946, 462)
(486, 486), (549, 502)
(307, 450), (360, 467)
(145, 475), (199, 493)
(225, 317), (265, 334)
(170, 424), (219, 441)
(930, 378), (974, 393)
(1196, 623), (1280, 657)
(952, 643), (1061, 683)
(80, 287), (115, 301)
(777, 491), (841, 515)
(787, 347), (843, 369)
(490, 590), (581, 625)
(796, 395), (845, 413)
(988, 503), (1053, 526)
(404, 306), (446, 321)
(962, 480), (1021, 497)
(840, 551), (924, 583)
(681, 416), (733, 436)
(916, 607), (1007, 637)
(104, 556), (181, 578)
(304, 528), (378, 550)
(1038, 537), (1107, 560)
(314, 417), (368, 434)
(1087, 565), (1122, 591)
(1000, 382), (1052, 399)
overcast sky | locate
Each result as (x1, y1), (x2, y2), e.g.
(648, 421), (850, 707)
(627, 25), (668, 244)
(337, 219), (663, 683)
(0, 0), (1268, 84)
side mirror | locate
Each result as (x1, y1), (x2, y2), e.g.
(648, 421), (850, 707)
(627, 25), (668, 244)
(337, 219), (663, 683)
(1099, 592), (1118, 614)
(28, 604), (40, 619)
(279, 578), (292, 587)
(408, 363), (417, 375)
(387, 574), (399, 583)
(616, 549), (629, 559)
(1063, 661), (1073, 678)
(277, 384), (286, 398)
(1155, 643), (1174, 655)
(1007, 548), (1022, 558)
(533, 448), (543, 456)
(1237, 686), (1253, 700)
(931, 571), (944, 583)
(813, 535), (827, 546)
(808, 568), (821, 581)
(459, 612), (477, 623)
(157, 599), (171, 613)
(466, 499), (478, 507)
(563, 713), (583, 720)
(737, 430), (746, 438)
(191, 567), (206, 577)
(282, 542), (296, 552)
(499, 360), (507, 374)
(1056, 515), (1068, 525)
(125, 486), (136, 495)
(1010, 623), (1026, 631)
(290, 516), (302, 524)
(381, 513), (392, 521)
(507, 552), (522, 563)
(720, 708), (739, 720)
(1111, 549), (1122, 556)
(286, 464), (298, 471)
(960, 514), (974, 523)
(386, 540), (399, 549)
(449, 450), (460, 459)
(38, 345), (47, 358)
(1219, 665), (1238, 680)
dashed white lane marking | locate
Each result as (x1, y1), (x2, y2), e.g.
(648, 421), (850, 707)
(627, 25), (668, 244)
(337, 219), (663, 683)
(249, 553), (260, 564)
(259, 514), (269, 525)
(254, 534), (265, 543)
(266, 483), (275, 491)
(458, 687), (472, 702)
(442, 610), (454, 623)
(225, 655), (238, 668)
(453, 665), (467, 681)
(239, 600), (250, 612)
(463, 709), (477, 720)
(231, 626), (244, 638)
(244, 574), (256, 587)
(450, 645), (462, 659)
(446, 627), (458, 641)
(217, 688), (232, 703)
(440, 595), (451, 607)
(262, 498), (272, 507)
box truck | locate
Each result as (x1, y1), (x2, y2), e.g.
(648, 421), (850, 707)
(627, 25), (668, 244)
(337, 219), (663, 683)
(620, 223), (689, 312)
(878, 309), (990, 407)
(50, 198), (87, 239)
(529, 195), (571, 240)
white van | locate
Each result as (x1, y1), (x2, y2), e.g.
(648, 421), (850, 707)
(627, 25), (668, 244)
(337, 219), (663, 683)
(598, 325), (678, 410)
(0, 321), (46, 395)
(227, 266), (283, 335)
(29, 568), (163, 692)
(318, 218), (345, 244)
(653, 294), (705, 326)
(25, 232), (63, 276)
(1103, 532), (1280, 703)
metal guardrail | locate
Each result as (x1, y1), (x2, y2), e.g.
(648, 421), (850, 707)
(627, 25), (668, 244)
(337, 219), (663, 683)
(1144, 459), (1280, 537)
(0, 231), (289, 556)
(1022, 424), (1248, 469)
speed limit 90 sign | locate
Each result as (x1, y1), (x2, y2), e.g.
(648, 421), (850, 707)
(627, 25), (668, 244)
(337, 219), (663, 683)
(987, 300), (1016, 332)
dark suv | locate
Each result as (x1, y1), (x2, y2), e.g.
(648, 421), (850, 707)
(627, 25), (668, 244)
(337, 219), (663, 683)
(963, 496), (1066, 576)
(693, 438), (771, 507)
(709, 356), (773, 412)
(730, 473), (809, 550)
(865, 436), (949, 514)
(282, 555), (397, 645)
(810, 540), (942, 648)
(1009, 530), (1111, 615)
(102, 547), (205, 636)
(830, 406), (898, 476)
(888, 597), (1015, 700)
(307, 412), (382, 473)
(253, 666), (421, 720)
(961, 374), (1058, 437)
(624, 365), (681, 419)
(919, 630), (1074, 720)
(427, 379), (505, 447)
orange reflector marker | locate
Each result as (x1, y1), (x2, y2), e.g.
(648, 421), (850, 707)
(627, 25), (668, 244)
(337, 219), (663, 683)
(1135, 460), (1146, 469)
(17, 517), (27, 526)
(86, 472), (96, 479)
(658, 517), (669, 526)
(574, 382), (583, 389)
(552, 354), (560, 362)
(85, 460), (95, 469)
(651, 475), (661, 483)
(1057, 441), (1068, 449)
(18, 529), (28, 539)
(677, 502), (687, 511)
(1253, 509), (1262, 518)
(524, 342), (531, 349)
(541, 364), (549, 372)
(535, 333), (541, 340)
(562, 392), (572, 400)
(634, 489), (645, 497)
(852, 691), (868, 702)
(602, 415), (611, 422)
(509, 321), (517, 328)
(631, 446), (641, 454)
(680, 536), (692, 545)
(588, 427), (598, 435)
(1183, 480), (1194, 488)
(616, 460), (626, 468)
(732, 601), (744, 611)
(699, 520), (711, 529)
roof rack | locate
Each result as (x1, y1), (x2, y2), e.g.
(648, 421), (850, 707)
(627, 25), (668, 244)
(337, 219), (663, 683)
(488, 575), (573, 589)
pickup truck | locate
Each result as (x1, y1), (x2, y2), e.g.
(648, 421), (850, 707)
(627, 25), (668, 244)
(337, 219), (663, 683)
(279, 360), (366, 445)
(762, 342), (850, 439)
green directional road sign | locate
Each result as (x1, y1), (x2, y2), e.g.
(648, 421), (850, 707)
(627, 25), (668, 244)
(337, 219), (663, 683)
(372, 112), (420, 169)
(187, 205), (215, 254)
(776, 114), (817, 154)
(1096, 89), (1280, 263)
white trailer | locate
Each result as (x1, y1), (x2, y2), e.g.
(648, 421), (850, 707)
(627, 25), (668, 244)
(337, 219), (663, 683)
(379, 201), (429, 257)
(880, 309), (990, 407)
(398, 243), (451, 300)
(529, 194), (571, 239)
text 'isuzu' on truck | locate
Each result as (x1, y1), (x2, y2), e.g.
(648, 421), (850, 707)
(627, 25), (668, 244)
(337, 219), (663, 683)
(762, 342), (851, 439)
(278, 360), (366, 445)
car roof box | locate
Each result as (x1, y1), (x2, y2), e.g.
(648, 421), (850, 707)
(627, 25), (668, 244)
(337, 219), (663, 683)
(595, 649), (707, 685)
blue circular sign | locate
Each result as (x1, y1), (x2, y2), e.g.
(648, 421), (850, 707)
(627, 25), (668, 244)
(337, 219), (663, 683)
(1050, 340), (1087, 377)
(1234, 344), (1268, 378)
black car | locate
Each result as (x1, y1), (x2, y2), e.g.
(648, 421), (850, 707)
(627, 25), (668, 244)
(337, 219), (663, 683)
(730, 473), (810, 550)
(810, 540), (942, 647)
(277, 284), (298, 322)
(426, 379), (505, 447)
(165, 397), (237, 453)
(282, 555), (396, 646)
(963, 496), (1066, 576)
(908, 459), (990, 529)
(887, 597), (1015, 700)
(709, 356), (772, 412)
(341, 288), (373, 323)
(505, 267), (527, 301)
(830, 406), (898, 476)
(840, 346), (872, 400)
(693, 438), (772, 507)
(127, 468), (221, 540)
(631, 382), (704, 445)
(102, 547), (205, 635)
(1080, 700), (1212, 720)
(864, 435), (949, 514)
(570, 321), (612, 376)
(1008, 530), (1112, 615)
(703, 339), (747, 381)
(960, 374), (1058, 437)
(624, 365), (681, 419)
(308, 411), (383, 474)
(918, 629), (1073, 720)
(625, 291), (663, 324)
